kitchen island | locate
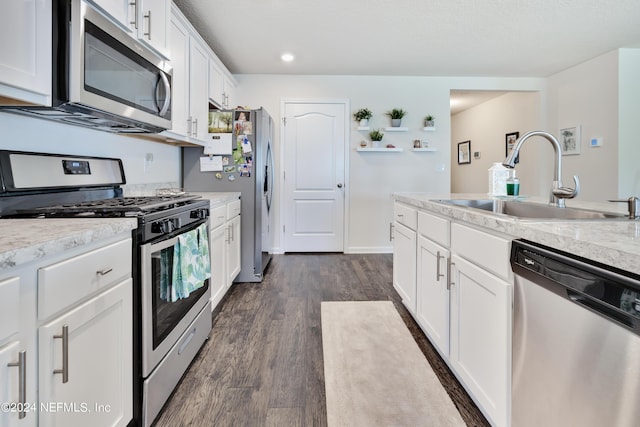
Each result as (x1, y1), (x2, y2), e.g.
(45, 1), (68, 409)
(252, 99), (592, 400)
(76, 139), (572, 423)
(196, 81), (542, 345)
(392, 192), (640, 427)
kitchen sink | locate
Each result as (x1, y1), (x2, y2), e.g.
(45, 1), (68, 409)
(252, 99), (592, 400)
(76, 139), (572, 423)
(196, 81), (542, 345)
(433, 198), (627, 220)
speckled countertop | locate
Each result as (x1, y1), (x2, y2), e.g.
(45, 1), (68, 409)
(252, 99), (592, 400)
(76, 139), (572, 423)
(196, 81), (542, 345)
(0, 192), (240, 272)
(394, 193), (640, 276)
(190, 192), (241, 205)
(0, 218), (137, 271)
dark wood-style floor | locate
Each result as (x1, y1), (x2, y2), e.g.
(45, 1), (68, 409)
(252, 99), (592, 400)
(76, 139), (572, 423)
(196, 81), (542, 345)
(154, 254), (489, 426)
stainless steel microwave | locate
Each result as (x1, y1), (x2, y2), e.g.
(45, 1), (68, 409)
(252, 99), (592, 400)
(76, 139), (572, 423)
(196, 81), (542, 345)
(1, 0), (172, 134)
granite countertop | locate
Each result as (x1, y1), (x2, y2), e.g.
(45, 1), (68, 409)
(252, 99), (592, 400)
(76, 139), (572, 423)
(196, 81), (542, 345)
(394, 193), (640, 276)
(0, 218), (137, 271)
(190, 192), (241, 205)
(0, 192), (240, 272)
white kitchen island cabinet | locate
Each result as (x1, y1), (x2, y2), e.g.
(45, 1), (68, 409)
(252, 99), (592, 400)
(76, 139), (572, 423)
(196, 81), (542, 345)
(392, 199), (512, 427)
(416, 210), (451, 358)
(392, 203), (418, 315)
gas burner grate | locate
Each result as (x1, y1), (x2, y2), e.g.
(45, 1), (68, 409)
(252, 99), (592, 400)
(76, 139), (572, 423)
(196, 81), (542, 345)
(17, 195), (202, 217)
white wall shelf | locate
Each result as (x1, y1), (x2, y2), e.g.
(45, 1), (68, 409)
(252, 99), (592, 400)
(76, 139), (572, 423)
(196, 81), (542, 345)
(423, 126), (436, 131)
(357, 126), (370, 131)
(411, 147), (437, 152)
(357, 147), (403, 152)
(384, 127), (408, 132)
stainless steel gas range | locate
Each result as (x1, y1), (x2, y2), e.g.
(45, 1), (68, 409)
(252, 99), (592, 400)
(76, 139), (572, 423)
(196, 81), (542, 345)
(0, 150), (213, 427)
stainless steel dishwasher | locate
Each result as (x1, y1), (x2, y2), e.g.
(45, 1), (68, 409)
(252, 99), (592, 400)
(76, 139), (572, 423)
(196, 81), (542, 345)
(511, 239), (640, 427)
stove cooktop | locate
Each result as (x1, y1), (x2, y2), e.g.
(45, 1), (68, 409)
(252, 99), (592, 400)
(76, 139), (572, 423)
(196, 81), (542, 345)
(14, 194), (203, 218)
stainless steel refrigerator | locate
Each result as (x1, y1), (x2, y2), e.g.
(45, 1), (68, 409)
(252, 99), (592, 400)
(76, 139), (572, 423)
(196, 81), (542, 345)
(182, 107), (274, 282)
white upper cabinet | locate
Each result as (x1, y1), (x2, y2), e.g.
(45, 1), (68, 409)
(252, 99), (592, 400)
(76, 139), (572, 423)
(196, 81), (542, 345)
(130, 0), (170, 59)
(209, 59), (237, 109)
(89, 0), (169, 59)
(166, 7), (209, 141)
(89, 0), (130, 29)
(208, 60), (224, 107)
(0, 0), (51, 105)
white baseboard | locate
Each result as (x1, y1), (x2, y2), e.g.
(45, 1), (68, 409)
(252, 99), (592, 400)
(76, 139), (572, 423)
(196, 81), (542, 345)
(345, 246), (393, 254)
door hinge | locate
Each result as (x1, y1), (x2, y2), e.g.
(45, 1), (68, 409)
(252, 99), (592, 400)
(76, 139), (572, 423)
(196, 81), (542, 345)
(282, 117), (287, 126)
(283, 224), (285, 233)
(283, 170), (285, 180)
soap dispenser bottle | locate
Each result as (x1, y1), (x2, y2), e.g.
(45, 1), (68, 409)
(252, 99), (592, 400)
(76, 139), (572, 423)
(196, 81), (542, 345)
(488, 162), (509, 196)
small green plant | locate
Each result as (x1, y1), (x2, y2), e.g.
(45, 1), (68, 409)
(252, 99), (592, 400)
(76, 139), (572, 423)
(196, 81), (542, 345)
(425, 115), (434, 122)
(369, 129), (384, 141)
(386, 108), (407, 119)
(353, 108), (373, 121)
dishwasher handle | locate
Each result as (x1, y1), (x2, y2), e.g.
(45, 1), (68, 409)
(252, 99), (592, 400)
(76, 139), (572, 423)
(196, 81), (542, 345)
(567, 290), (635, 329)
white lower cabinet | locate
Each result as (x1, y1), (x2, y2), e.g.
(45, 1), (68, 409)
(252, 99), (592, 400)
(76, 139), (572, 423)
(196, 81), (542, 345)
(209, 198), (241, 311)
(393, 222), (417, 314)
(392, 202), (418, 314)
(394, 201), (513, 427)
(0, 234), (133, 427)
(227, 213), (241, 285)
(38, 279), (132, 427)
(416, 235), (450, 357)
(449, 255), (511, 427)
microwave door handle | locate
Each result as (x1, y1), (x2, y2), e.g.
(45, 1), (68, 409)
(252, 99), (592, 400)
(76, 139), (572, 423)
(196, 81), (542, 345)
(156, 72), (171, 116)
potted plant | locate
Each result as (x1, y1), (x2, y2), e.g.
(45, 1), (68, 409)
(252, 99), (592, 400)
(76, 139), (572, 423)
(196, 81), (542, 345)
(386, 108), (406, 127)
(424, 115), (435, 128)
(353, 108), (373, 127)
(368, 129), (384, 147)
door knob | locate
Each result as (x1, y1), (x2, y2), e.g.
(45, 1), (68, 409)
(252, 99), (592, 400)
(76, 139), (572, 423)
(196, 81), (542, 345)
(337, 183), (343, 188)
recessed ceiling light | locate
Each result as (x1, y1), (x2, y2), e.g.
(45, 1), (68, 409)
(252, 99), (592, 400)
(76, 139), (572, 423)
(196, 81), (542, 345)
(281, 53), (295, 62)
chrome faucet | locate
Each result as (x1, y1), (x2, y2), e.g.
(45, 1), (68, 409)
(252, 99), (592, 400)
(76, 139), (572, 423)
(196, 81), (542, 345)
(502, 130), (580, 208)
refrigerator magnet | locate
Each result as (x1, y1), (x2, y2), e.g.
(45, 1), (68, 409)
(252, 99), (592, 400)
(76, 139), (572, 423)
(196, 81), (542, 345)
(241, 136), (253, 154)
(215, 172), (223, 180)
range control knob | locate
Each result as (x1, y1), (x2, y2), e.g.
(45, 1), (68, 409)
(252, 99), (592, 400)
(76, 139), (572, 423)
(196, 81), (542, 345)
(151, 219), (176, 234)
(190, 208), (210, 219)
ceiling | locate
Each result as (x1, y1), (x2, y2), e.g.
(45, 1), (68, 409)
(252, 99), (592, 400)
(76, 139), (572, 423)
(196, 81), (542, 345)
(172, 0), (640, 77)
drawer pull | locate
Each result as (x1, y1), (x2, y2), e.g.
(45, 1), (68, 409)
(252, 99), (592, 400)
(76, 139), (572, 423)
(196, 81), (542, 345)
(53, 325), (69, 383)
(7, 351), (27, 419)
(97, 268), (113, 276)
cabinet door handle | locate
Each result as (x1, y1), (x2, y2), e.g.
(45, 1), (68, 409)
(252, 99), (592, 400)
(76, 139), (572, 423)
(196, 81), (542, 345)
(143, 10), (151, 39)
(193, 118), (198, 136)
(53, 325), (69, 383)
(447, 258), (455, 290)
(97, 268), (113, 276)
(187, 117), (193, 136)
(7, 351), (27, 419)
(129, 1), (138, 29)
(389, 223), (394, 241)
(436, 251), (444, 281)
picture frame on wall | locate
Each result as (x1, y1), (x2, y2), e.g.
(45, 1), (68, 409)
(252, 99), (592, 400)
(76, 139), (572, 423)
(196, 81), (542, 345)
(505, 131), (519, 164)
(559, 126), (581, 155)
(458, 140), (471, 164)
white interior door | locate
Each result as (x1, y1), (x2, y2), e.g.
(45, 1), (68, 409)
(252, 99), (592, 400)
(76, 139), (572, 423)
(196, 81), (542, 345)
(283, 101), (346, 252)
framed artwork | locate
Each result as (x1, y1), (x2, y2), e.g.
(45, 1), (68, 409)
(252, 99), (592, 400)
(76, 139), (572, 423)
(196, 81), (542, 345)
(505, 131), (519, 164)
(559, 126), (581, 155)
(458, 140), (471, 164)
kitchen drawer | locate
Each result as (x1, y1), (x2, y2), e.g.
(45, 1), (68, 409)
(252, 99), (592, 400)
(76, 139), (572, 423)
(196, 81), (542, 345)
(0, 276), (20, 342)
(226, 199), (241, 220)
(38, 238), (132, 320)
(210, 204), (226, 229)
(451, 223), (511, 281)
(418, 210), (450, 248)
(394, 202), (417, 231)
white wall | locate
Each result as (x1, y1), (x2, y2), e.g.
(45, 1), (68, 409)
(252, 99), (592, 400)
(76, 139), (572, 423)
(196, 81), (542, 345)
(618, 48), (640, 198)
(451, 92), (545, 196)
(0, 113), (181, 188)
(235, 75), (544, 253)
(546, 50), (620, 201)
